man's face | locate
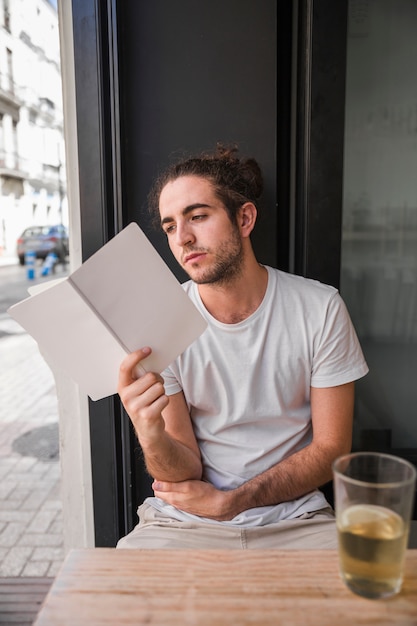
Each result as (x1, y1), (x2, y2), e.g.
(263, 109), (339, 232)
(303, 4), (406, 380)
(159, 175), (244, 285)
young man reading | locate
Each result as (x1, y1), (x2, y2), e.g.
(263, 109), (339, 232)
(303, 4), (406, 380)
(116, 145), (368, 549)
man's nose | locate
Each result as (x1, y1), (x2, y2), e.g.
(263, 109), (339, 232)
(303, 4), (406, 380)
(175, 222), (194, 247)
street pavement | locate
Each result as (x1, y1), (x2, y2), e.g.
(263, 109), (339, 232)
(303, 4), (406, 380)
(0, 255), (65, 577)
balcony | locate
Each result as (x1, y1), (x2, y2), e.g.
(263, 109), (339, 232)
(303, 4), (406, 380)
(0, 151), (26, 179)
(0, 76), (21, 115)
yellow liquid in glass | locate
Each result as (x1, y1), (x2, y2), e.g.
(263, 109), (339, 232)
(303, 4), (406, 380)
(337, 504), (408, 598)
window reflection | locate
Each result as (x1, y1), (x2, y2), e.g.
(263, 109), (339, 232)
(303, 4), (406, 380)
(341, 0), (417, 455)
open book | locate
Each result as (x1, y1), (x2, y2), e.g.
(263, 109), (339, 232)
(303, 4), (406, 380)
(8, 222), (207, 401)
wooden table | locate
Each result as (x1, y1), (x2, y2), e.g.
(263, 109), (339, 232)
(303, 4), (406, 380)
(34, 549), (417, 625)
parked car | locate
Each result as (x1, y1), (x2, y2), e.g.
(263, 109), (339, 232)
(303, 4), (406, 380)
(17, 225), (69, 265)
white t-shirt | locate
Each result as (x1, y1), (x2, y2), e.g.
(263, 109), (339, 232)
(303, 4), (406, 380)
(148, 266), (369, 527)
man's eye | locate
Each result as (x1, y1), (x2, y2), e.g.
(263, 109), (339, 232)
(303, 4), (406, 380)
(192, 214), (206, 221)
(164, 224), (176, 234)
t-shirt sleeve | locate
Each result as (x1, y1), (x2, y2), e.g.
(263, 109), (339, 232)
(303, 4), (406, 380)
(310, 291), (369, 388)
(161, 363), (183, 396)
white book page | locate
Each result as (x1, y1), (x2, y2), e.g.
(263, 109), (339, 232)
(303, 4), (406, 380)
(70, 223), (207, 375)
(9, 279), (127, 401)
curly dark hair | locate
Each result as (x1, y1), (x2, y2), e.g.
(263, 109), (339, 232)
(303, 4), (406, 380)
(148, 144), (264, 229)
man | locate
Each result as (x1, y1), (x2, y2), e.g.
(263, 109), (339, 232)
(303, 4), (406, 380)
(117, 145), (368, 549)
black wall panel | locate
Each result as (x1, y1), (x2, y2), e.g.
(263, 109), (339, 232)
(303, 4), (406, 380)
(117, 0), (279, 279)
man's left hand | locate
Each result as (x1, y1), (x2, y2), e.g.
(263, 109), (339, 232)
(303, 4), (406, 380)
(152, 479), (235, 521)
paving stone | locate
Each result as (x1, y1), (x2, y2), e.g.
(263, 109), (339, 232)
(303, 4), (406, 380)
(0, 459), (19, 479)
(0, 511), (33, 523)
(0, 546), (33, 576)
(26, 510), (57, 534)
(42, 499), (62, 512)
(0, 482), (17, 499)
(0, 522), (25, 547)
(0, 456), (19, 465)
(47, 560), (63, 577)
(21, 559), (50, 576)
(48, 519), (63, 535)
(28, 463), (60, 480)
(32, 546), (64, 562)
(14, 456), (38, 471)
(18, 532), (63, 547)
(19, 490), (50, 511)
(7, 487), (31, 503)
(10, 469), (51, 483)
(44, 482), (62, 500)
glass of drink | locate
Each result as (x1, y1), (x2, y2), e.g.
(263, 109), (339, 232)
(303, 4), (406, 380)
(333, 452), (416, 599)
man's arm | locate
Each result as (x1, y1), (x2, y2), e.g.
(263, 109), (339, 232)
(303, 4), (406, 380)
(153, 382), (355, 519)
(118, 347), (202, 482)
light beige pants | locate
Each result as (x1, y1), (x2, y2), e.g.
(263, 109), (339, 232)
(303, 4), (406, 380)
(116, 502), (338, 550)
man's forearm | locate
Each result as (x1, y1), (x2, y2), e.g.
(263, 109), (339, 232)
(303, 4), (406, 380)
(223, 442), (339, 519)
(140, 431), (203, 482)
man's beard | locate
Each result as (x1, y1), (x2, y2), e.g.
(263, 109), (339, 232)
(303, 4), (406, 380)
(184, 228), (244, 286)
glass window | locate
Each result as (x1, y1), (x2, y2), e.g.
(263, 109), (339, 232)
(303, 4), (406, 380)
(341, 0), (417, 458)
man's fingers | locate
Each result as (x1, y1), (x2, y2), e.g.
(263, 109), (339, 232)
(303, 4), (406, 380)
(118, 347), (152, 385)
(152, 480), (173, 493)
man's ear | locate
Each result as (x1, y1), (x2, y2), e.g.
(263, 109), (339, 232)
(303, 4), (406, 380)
(238, 202), (257, 238)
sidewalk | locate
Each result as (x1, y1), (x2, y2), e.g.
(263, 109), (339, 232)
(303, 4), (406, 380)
(0, 253), (20, 267)
(0, 312), (64, 577)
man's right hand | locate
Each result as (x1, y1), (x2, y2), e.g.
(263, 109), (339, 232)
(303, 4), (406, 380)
(117, 347), (169, 444)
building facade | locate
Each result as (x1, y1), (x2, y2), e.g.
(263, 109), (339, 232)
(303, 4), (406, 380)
(0, 0), (66, 257)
